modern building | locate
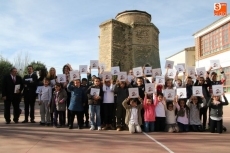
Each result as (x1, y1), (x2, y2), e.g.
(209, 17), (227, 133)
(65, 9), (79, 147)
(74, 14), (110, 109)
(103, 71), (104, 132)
(193, 14), (230, 93)
(99, 10), (161, 72)
(165, 46), (195, 70)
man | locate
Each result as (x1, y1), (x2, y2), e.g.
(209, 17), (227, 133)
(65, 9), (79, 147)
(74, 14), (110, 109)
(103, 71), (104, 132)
(22, 65), (38, 123)
(2, 68), (23, 124)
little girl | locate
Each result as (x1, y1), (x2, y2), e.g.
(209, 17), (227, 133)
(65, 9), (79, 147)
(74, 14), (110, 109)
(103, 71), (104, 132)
(154, 92), (166, 132)
(187, 96), (206, 132)
(208, 93), (229, 134)
(122, 97), (143, 134)
(143, 92), (156, 132)
(52, 83), (67, 128)
(175, 97), (189, 132)
(165, 101), (179, 132)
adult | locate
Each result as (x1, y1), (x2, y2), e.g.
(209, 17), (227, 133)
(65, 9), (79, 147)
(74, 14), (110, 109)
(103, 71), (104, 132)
(22, 65), (38, 123)
(62, 64), (73, 126)
(47, 67), (57, 125)
(2, 68), (23, 123)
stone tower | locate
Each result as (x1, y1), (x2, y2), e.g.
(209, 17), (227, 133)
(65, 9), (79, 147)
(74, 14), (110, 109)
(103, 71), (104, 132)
(99, 10), (160, 72)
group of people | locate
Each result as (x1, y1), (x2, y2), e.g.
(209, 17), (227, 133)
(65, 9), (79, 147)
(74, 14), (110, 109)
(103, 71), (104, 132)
(2, 63), (229, 134)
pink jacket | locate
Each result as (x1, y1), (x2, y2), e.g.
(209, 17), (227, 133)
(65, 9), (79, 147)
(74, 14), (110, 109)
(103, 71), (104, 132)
(143, 96), (157, 122)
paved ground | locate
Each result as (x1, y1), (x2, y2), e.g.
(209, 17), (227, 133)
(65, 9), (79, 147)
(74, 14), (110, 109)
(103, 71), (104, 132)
(0, 101), (230, 153)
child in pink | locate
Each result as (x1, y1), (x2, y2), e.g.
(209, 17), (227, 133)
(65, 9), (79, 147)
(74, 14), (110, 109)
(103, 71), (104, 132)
(143, 92), (156, 132)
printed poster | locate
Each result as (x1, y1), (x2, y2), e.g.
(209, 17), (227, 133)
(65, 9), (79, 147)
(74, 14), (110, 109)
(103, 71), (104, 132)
(90, 60), (99, 69)
(196, 67), (206, 77)
(57, 74), (66, 83)
(192, 86), (203, 96)
(14, 84), (20, 93)
(117, 72), (127, 81)
(144, 67), (152, 75)
(155, 76), (165, 85)
(212, 85), (223, 96)
(133, 67), (143, 77)
(69, 70), (80, 81)
(165, 60), (174, 69)
(103, 72), (112, 81)
(90, 88), (100, 96)
(187, 67), (196, 79)
(145, 83), (155, 94)
(152, 68), (161, 77)
(177, 88), (187, 98)
(128, 88), (139, 98)
(111, 66), (120, 75)
(164, 89), (175, 101)
(167, 69), (177, 79)
(79, 65), (88, 74)
(210, 60), (220, 69)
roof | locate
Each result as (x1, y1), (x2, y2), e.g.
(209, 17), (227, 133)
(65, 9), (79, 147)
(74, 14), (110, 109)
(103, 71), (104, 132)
(115, 10), (151, 18)
(165, 46), (195, 59)
(193, 13), (230, 36)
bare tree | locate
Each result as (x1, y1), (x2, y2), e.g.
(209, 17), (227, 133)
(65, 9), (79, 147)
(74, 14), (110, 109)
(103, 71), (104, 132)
(14, 51), (31, 76)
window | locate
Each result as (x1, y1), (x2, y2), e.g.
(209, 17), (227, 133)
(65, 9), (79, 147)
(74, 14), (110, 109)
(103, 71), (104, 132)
(200, 22), (230, 57)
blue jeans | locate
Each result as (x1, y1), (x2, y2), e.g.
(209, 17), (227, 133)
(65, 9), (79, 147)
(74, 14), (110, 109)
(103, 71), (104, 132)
(144, 121), (155, 132)
(89, 105), (101, 127)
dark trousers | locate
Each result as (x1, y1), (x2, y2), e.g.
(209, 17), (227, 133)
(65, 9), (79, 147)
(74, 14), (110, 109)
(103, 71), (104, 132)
(103, 103), (114, 125)
(116, 104), (126, 127)
(177, 122), (189, 132)
(155, 117), (166, 132)
(200, 107), (208, 128)
(83, 104), (89, 125)
(64, 92), (71, 125)
(24, 95), (36, 121)
(70, 111), (84, 127)
(54, 109), (65, 126)
(210, 118), (223, 133)
(4, 99), (20, 122)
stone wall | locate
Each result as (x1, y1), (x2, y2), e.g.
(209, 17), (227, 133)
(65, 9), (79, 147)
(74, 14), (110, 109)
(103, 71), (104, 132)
(99, 10), (160, 72)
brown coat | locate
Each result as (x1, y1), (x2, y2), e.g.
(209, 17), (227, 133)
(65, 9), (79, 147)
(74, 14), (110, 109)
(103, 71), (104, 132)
(51, 89), (67, 112)
(122, 98), (143, 125)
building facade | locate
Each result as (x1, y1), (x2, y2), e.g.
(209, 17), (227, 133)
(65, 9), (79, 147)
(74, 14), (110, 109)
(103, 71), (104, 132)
(99, 10), (160, 72)
(166, 46), (195, 69)
(193, 14), (230, 93)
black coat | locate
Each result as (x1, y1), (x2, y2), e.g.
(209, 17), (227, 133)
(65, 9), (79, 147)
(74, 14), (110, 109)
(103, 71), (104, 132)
(23, 73), (38, 97)
(2, 74), (23, 101)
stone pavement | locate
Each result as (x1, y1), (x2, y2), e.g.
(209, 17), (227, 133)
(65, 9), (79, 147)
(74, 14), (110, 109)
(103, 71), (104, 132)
(0, 101), (230, 153)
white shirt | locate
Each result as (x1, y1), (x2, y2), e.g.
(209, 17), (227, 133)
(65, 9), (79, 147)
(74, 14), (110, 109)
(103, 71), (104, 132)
(103, 84), (115, 103)
(39, 86), (52, 103)
(130, 108), (138, 124)
(155, 102), (166, 117)
(166, 109), (176, 124)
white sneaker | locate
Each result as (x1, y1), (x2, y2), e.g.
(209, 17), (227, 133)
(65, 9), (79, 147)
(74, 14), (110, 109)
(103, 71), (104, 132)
(90, 125), (95, 130)
(98, 126), (102, 131)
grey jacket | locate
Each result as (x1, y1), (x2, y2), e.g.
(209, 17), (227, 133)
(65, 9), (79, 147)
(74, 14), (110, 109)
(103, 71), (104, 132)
(208, 96), (228, 117)
(51, 89), (67, 112)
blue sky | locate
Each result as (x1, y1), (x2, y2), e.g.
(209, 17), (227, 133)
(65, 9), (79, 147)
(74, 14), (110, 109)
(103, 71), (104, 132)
(0, 0), (225, 75)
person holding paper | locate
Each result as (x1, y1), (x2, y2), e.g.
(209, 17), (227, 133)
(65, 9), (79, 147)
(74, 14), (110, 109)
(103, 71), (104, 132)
(114, 80), (131, 131)
(187, 96), (206, 132)
(208, 93), (228, 134)
(67, 79), (86, 129)
(62, 64), (73, 126)
(81, 78), (90, 128)
(174, 71), (186, 88)
(175, 97), (189, 132)
(22, 65), (38, 123)
(87, 77), (104, 131)
(122, 97), (143, 134)
(185, 76), (194, 100)
(2, 67), (23, 124)
(194, 75), (210, 131)
(102, 79), (115, 130)
(143, 92), (156, 132)
(47, 67), (57, 124)
(206, 66), (226, 131)
(165, 101), (179, 133)
(52, 83), (67, 128)
(38, 78), (52, 126)
(154, 93), (166, 132)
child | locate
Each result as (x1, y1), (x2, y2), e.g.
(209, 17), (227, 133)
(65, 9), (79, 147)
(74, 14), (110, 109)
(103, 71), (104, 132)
(175, 97), (189, 132)
(102, 79), (115, 130)
(154, 92), (166, 132)
(187, 96), (206, 132)
(87, 77), (104, 131)
(38, 78), (52, 126)
(165, 101), (179, 133)
(67, 79), (86, 129)
(52, 83), (67, 128)
(208, 93), (228, 134)
(114, 80), (130, 131)
(81, 78), (90, 128)
(174, 71), (186, 88)
(143, 92), (156, 132)
(122, 97), (143, 134)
